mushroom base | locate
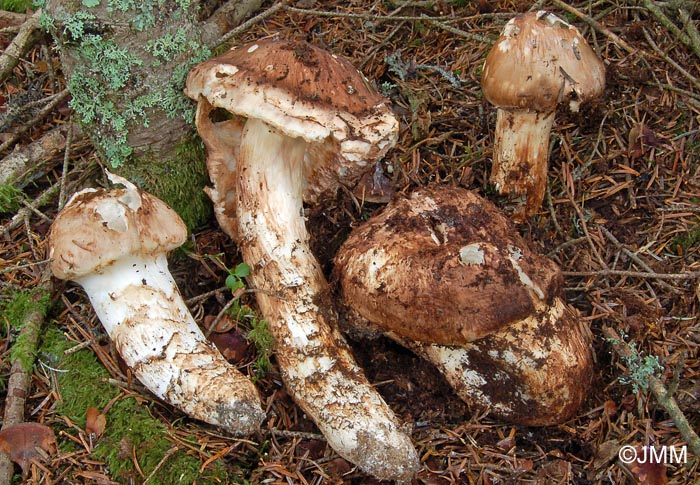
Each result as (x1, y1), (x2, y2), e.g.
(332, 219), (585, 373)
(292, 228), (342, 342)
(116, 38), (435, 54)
(77, 254), (265, 434)
(344, 298), (593, 426)
(408, 298), (593, 426)
(491, 109), (554, 221)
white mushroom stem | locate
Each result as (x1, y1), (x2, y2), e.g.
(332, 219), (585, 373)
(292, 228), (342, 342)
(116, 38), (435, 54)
(491, 109), (555, 216)
(235, 118), (419, 481)
(387, 298), (592, 426)
(76, 253), (265, 434)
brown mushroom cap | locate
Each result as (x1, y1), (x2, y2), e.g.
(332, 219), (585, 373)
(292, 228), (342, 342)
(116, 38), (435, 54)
(334, 186), (562, 345)
(185, 38), (398, 205)
(481, 10), (605, 113)
(49, 178), (187, 280)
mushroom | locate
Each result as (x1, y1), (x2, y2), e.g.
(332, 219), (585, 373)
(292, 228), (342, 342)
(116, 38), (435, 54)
(481, 10), (605, 221)
(48, 172), (265, 434)
(184, 39), (419, 480)
(334, 186), (593, 425)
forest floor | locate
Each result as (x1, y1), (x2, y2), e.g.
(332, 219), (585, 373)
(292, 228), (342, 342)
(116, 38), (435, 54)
(1, 0), (700, 484)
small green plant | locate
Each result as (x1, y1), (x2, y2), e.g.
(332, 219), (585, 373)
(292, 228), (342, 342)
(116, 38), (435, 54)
(379, 81), (396, 97)
(623, 347), (664, 393)
(225, 262), (251, 293)
(222, 299), (274, 380)
(247, 317), (273, 379)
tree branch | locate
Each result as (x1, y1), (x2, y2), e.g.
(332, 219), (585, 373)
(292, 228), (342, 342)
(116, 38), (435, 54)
(603, 327), (700, 458)
(0, 272), (54, 483)
(0, 89), (71, 157)
(563, 269), (700, 280)
(0, 9), (43, 84)
(0, 9), (28, 30)
(0, 123), (84, 188)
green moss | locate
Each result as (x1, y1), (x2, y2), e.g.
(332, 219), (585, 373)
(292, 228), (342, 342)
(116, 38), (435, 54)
(226, 301), (272, 381)
(115, 137), (211, 230)
(671, 224), (700, 253)
(0, 0), (31, 12)
(39, 327), (232, 484)
(2, 288), (50, 372)
(0, 184), (24, 213)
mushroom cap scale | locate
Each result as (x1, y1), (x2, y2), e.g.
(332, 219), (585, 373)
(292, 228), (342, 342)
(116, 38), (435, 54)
(334, 186), (562, 346)
(49, 178), (187, 281)
(185, 38), (398, 193)
(481, 10), (605, 113)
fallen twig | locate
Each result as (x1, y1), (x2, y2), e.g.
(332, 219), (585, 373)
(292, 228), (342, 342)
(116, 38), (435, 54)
(641, 26), (700, 91)
(0, 123), (84, 188)
(58, 120), (74, 211)
(0, 184), (60, 239)
(548, 0), (638, 54)
(677, 7), (700, 60)
(0, 161), (95, 239)
(0, 9), (43, 84)
(142, 447), (178, 485)
(563, 269), (700, 280)
(285, 4), (452, 22)
(427, 19), (493, 44)
(599, 225), (682, 294)
(0, 270), (55, 484)
(603, 327), (700, 458)
(202, 0), (265, 48)
(213, 0), (284, 47)
(0, 9), (28, 30)
(640, 0), (700, 60)
(0, 89), (71, 156)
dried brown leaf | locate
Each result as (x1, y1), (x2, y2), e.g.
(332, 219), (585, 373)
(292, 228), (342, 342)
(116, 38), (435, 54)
(496, 434), (516, 452)
(593, 440), (620, 469)
(603, 399), (618, 417)
(204, 314), (236, 333)
(0, 422), (57, 475)
(85, 407), (107, 438)
(209, 328), (251, 363)
(629, 447), (668, 485)
(628, 123), (665, 159)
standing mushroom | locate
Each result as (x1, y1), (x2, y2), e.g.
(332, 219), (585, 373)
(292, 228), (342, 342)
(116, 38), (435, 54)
(185, 39), (419, 480)
(48, 173), (265, 434)
(334, 186), (593, 425)
(481, 10), (605, 221)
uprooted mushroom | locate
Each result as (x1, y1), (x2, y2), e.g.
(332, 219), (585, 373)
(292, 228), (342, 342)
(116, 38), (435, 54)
(184, 39), (419, 480)
(334, 186), (593, 426)
(481, 10), (605, 221)
(48, 172), (265, 434)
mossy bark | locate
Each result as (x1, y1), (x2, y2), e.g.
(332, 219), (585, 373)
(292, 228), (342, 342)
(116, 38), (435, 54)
(41, 0), (262, 229)
(117, 137), (212, 229)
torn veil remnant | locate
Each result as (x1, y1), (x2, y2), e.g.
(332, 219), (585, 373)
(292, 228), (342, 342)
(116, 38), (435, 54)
(334, 186), (594, 426)
(185, 39), (419, 481)
(48, 172), (265, 434)
(481, 10), (605, 221)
